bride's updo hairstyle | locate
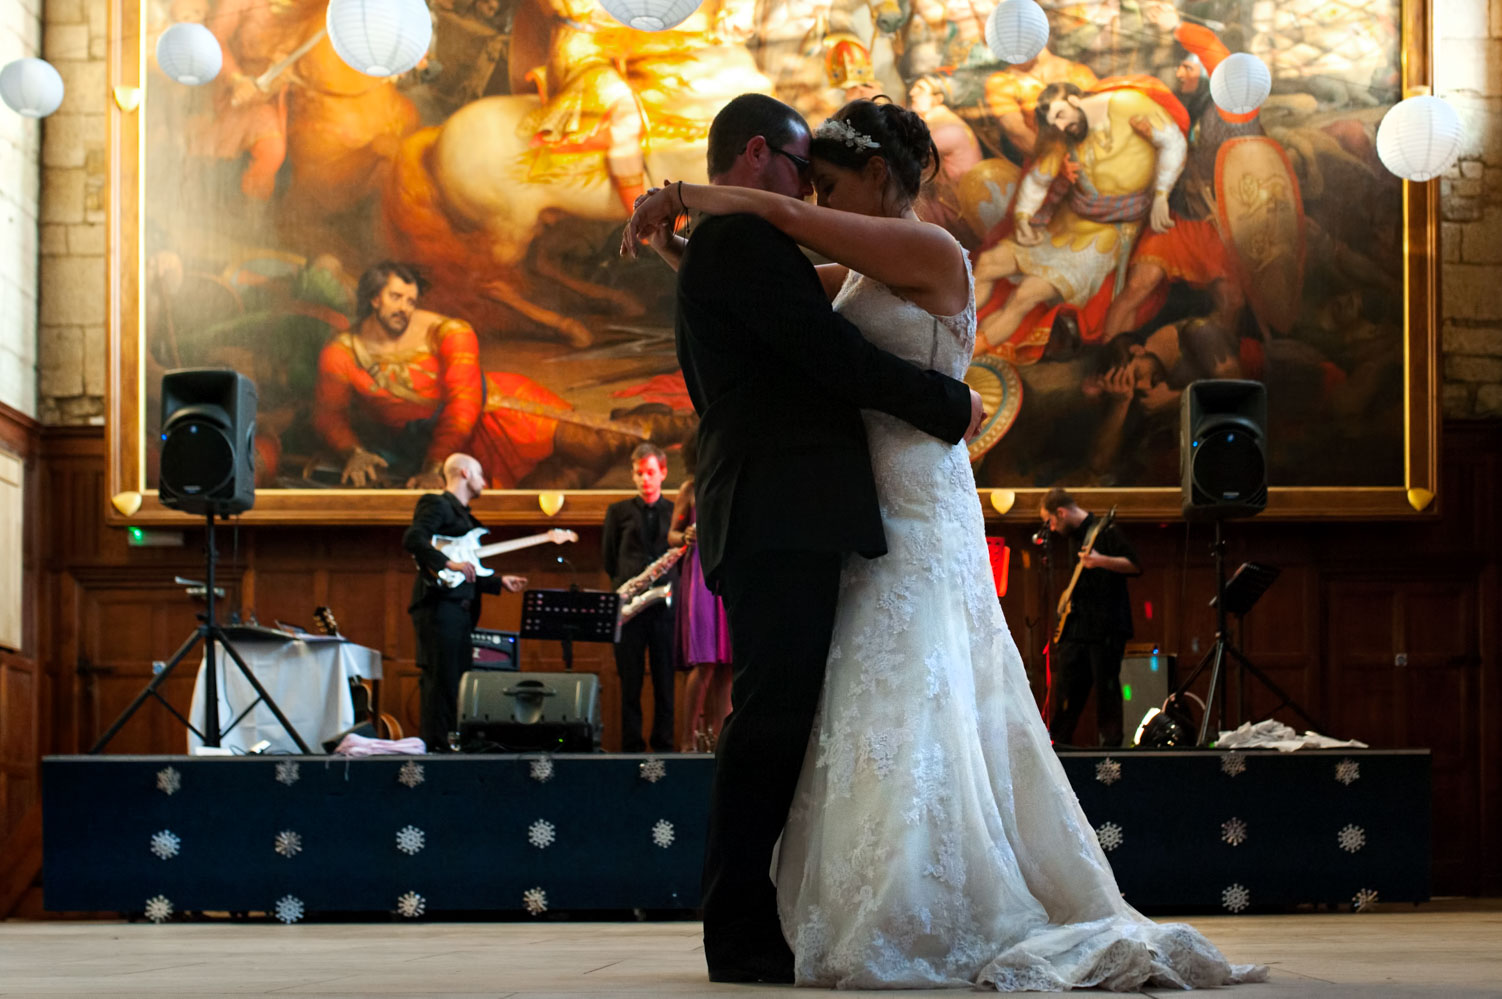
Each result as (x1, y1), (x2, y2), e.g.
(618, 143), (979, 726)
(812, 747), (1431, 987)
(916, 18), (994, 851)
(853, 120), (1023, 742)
(809, 97), (940, 207)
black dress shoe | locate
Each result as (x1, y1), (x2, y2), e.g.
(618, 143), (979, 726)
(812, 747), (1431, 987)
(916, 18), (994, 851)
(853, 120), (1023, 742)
(707, 962), (795, 984)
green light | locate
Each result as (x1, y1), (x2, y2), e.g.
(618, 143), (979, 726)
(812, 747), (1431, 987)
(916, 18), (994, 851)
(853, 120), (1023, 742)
(128, 527), (144, 544)
(1122, 684), (1133, 701)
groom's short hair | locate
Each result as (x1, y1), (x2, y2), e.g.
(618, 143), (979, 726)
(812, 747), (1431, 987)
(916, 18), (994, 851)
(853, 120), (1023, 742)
(1042, 487), (1076, 512)
(707, 94), (807, 178)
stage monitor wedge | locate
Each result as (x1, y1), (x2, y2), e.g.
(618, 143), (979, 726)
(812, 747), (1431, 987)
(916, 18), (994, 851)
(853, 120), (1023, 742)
(159, 368), (257, 516)
(1181, 379), (1267, 521)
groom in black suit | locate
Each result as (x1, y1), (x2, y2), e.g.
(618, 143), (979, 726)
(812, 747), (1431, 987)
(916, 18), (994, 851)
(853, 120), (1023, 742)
(673, 93), (983, 983)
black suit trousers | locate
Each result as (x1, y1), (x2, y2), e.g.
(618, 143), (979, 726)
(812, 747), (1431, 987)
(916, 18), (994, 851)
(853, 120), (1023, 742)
(412, 600), (474, 750)
(613, 604), (676, 753)
(1048, 635), (1127, 748)
(701, 548), (843, 970)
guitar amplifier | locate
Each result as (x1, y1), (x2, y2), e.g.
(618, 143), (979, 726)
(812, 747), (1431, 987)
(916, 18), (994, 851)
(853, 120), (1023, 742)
(457, 671), (601, 752)
(470, 629), (519, 670)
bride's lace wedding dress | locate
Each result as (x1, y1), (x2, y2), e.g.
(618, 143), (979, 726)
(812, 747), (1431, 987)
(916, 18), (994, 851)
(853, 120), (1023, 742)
(773, 263), (1267, 991)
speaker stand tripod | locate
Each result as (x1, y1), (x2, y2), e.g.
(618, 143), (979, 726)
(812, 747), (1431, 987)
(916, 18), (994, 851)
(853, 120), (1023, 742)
(90, 512), (311, 754)
(1170, 519), (1322, 746)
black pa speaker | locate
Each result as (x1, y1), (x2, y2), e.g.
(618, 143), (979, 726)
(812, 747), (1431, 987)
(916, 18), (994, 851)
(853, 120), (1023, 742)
(457, 672), (601, 752)
(1181, 379), (1267, 520)
(159, 369), (257, 516)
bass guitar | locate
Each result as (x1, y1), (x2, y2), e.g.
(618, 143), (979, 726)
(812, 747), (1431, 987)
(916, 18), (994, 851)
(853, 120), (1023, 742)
(432, 528), (578, 588)
(1053, 506), (1117, 644)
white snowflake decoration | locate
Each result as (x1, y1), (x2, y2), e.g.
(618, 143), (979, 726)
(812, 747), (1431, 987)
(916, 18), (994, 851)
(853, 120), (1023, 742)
(1335, 758), (1360, 785)
(1337, 823), (1367, 853)
(522, 886), (548, 915)
(397, 761), (425, 788)
(395, 824), (426, 855)
(639, 758), (667, 783)
(275, 761), (301, 786)
(396, 891), (426, 918)
(651, 819), (676, 848)
(274, 894), (304, 924)
(149, 830), (181, 860)
(1095, 757), (1122, 785)
(144, 894), (173, 923)
(529, 757), (555, 783)
(155, 766), (181, 796)
(1353, 887), (1379, 912)
(1220, 752), (1246, 777)
(274, 829), (303, 858)
(1095, 821), (1123, 852)
(1221, 817), (1248, 847)
(1221, 883), (1250, 913)
(527, 819), (556, 849)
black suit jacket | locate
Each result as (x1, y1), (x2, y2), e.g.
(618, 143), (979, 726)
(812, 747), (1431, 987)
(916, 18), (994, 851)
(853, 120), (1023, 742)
(675, 213), (973, 586)
(403, 491), (503, 620)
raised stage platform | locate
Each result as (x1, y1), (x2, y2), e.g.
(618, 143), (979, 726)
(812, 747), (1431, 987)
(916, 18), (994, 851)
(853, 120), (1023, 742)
(42, 749), (1429, 920)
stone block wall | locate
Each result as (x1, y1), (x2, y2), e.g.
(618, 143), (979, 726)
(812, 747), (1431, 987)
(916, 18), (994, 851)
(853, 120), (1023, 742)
(35, 0), (106, 425)
(20, 1), (1502, 424)
(0, 0), (42, 418)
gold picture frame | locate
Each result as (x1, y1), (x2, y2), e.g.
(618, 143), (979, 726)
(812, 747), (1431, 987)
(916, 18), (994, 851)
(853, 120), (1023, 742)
(105, 0), (1440, 526)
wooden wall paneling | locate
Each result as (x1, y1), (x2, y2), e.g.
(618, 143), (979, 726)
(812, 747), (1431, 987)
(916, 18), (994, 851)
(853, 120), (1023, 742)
(0, 403), (40, 846)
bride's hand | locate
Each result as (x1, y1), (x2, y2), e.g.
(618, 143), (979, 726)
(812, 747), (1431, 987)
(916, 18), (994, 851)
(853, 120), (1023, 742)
(620, 185), (679, 259)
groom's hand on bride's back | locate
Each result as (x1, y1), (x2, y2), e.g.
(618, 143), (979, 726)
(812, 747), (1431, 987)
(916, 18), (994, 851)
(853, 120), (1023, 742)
(965, 388), (987, 443)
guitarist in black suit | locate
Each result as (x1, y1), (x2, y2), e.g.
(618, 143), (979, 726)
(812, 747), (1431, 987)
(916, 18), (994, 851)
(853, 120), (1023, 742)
(403, 453), (526, 750)
(632, 93), (983, 983)
(1040, 487), (1142, 749)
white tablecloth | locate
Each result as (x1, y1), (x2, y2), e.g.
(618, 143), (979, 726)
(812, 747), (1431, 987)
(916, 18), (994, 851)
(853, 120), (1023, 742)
(187, 637), (382, 754)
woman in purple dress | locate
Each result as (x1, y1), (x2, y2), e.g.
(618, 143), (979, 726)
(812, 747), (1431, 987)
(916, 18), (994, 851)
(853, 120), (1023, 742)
(670, 437), (733, 752)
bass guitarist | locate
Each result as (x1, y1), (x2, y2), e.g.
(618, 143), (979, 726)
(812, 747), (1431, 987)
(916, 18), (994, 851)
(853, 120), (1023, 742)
(404, 452), (527, 750)
(1040, 487), (1141, 748)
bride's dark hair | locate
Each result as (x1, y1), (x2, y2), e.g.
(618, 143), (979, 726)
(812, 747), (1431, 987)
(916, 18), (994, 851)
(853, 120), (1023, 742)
(809, 97), (939, 203)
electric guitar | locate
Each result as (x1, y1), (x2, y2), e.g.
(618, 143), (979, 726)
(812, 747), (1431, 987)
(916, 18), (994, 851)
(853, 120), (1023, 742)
(1053, 506), (1117, 644)
(432, 528), (578, 588)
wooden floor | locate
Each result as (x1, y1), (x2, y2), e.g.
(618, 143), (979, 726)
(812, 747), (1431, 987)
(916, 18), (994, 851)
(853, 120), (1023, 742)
(1, 903), (1499, 997)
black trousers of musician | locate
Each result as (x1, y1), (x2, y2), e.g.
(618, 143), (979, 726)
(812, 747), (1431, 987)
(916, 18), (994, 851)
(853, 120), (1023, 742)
(613, 602), (676, 753)
(1049, 635), (1128, 748)
(702, 548), (842, 976)
(411, 600), (474, 751)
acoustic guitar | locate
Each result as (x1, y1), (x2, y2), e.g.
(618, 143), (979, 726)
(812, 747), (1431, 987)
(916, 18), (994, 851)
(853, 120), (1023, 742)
(1053, 506), (1117, 644)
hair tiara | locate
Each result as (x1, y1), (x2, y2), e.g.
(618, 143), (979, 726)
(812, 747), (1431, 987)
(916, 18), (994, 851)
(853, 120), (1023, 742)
(814, 118), (880, 151)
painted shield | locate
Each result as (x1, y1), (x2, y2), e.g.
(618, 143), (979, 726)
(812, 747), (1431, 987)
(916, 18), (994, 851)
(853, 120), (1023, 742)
(963, 355), (1024, 462)
(1215, 136), (1306, 336)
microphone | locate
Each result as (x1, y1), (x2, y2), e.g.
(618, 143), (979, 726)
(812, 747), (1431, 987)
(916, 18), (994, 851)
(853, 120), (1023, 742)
(1030, 527), (1050, 547)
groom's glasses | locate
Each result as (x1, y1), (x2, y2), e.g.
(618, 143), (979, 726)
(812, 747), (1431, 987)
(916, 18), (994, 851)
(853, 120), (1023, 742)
(771, 146), (812, 177)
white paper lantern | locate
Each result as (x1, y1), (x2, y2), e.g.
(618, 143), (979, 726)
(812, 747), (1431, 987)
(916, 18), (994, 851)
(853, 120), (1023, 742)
(597, 0), (703, 31)
(0, 58), (64, 118)
(326, 0), (432, 78)
(1209, 52), (1271, 116)
(1376, 95), (1463, 182)
(155, 23), (223, 86)
(986, 0), (1049, 65)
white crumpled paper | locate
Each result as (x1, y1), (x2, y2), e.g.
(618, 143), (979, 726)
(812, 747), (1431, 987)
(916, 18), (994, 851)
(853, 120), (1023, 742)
(1215, 719), (1368, 752)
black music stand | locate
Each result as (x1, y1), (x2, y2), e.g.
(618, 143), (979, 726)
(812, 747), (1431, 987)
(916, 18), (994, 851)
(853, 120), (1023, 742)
(519, 588), (622, 672)
(1169, 524), (1321, 745)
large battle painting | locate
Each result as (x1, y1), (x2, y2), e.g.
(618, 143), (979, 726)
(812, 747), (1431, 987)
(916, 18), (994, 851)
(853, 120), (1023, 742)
(136, 0), (1409, 496)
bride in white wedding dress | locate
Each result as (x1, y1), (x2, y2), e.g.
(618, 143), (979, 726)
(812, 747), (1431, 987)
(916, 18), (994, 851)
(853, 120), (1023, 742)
(629, 97), (1266, 992)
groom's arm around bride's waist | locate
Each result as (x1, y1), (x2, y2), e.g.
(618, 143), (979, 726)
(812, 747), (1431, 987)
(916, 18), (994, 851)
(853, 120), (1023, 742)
(679, 214), (972, 445)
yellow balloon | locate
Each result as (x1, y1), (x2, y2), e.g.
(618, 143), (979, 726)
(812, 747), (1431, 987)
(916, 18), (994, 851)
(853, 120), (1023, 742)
(538, 492), (566, 517)
(989, 489), (1016, 515)
(1406, 487), (1434, 512)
